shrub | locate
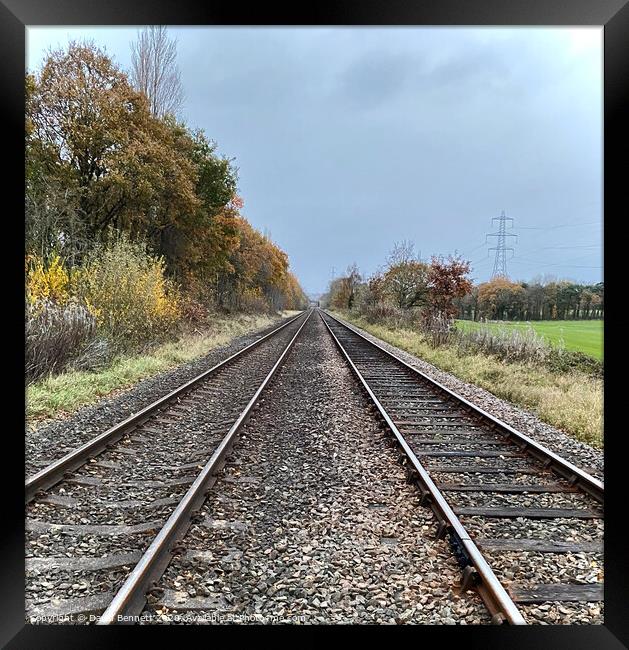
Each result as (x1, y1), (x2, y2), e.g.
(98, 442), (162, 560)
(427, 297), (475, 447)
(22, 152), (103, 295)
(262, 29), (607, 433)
(359, 303), (423, 330)
(68, 337), (113, 373)
(74, 235), (181, 349)
(26, 299), (96, 383)
(179, 296), (210, 327)
(238, 289), (273, 314)
(545, 347), (603, 378)
(26, 253), (71, 305)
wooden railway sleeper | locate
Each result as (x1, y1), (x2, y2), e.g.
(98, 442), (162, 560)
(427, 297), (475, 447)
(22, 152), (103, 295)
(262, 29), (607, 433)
(436, 519), (449, 540)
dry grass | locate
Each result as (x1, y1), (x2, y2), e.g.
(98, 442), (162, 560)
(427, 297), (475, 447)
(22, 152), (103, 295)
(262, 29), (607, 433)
(337, 313), (603, 448)
(26, 300), (97, 383)
(27, 313), (284, 422)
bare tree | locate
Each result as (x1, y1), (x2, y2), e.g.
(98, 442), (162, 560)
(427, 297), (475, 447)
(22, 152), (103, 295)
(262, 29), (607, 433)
(130, 26), (184, 118)
(387, 239), (418, 266)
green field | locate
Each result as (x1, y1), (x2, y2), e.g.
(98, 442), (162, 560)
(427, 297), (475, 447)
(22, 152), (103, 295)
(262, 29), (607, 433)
(456, 319), (603, 361)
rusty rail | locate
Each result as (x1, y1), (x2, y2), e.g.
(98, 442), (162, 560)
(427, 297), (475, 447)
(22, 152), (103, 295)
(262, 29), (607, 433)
(322, 310), (603, 503)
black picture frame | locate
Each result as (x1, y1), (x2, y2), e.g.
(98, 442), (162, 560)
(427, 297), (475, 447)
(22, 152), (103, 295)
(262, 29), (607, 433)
(2, 1), (625, 647)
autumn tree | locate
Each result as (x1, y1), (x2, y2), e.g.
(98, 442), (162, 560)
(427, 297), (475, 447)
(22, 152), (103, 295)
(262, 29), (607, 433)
(282, 272), (309, 310)
(462, 279), (603, 322)
(26, 39), (308, 322)
(26, 66), (88, 266)
(27, 42), (200, 261)
(325, 265), (363, 310)
(455, 285), (479, 320)
(477, 278), (526, 320)
(366, 272), (386, 305)
(212, 214), (303, 312)
(130, 26), (184, 118)
(138, 121), (238, 281)
(382, 241), (429, 309)
(29, 42), (147, 243)
(427, 255), (472, 320)
(180, 132), (239, 286)
(344, 263), (362, 309)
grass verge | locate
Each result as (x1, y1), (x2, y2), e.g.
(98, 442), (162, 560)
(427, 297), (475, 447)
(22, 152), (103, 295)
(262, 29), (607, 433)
(27, 312), (288, 423)
(336, 312), (603, 448)
(456, 319), (603, 361)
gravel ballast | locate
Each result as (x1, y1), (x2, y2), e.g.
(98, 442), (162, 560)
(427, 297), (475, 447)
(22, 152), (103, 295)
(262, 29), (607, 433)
(322, 312), (604, 625)
(26, 314), (292, 477)
(142, 312), (490, 624)
(24, 309), (604, 625)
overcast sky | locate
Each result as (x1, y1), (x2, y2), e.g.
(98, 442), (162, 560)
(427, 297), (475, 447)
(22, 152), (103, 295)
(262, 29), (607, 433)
(27, 27), (603, 295)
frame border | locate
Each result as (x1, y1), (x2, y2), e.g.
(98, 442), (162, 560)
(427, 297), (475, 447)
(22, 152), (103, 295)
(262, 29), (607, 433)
(3, 1), (626, 646)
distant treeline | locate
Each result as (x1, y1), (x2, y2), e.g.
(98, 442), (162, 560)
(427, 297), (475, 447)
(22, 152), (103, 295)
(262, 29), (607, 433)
(321, 241), (472, 323)
(456, 277), (603, 321)
(323, 241), (603, 323)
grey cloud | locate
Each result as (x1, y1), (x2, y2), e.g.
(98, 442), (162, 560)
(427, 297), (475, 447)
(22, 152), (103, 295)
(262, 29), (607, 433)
(339, 50), (418, 109)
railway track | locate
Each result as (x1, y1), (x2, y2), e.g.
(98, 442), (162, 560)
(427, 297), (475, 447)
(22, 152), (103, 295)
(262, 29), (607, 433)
(320, 310), (604, 625)
(25, 309), (312, 624)
(24, 306), (604, 625)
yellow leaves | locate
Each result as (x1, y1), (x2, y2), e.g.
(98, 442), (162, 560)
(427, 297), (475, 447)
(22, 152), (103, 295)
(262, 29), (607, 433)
(74, 237), (181, 345)
(26, 237), (181, 351)
(26, 254), (71, 305)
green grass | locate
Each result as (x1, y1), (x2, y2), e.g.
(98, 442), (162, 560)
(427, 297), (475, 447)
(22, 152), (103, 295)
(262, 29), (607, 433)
(456, 319), (603, 361)
(27, 312), (290, 423)
(336, 312), (603, 448)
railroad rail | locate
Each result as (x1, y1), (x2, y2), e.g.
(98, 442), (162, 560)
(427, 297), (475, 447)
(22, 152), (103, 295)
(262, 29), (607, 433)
(25, 309), (312, 624)
(25, 311), (305, 503)
(320, 309), (603, 625)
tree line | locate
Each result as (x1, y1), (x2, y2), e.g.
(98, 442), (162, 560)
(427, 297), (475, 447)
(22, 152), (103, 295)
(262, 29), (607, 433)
(323, 241), (603, 324)
(26, 32), (307, 314)
(456, 277), (603, 321)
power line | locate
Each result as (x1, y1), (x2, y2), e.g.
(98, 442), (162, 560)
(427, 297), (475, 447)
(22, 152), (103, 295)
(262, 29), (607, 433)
(513, 244), (599, 258)
(459, 241), (489, 257)
(470, 255), (493, 267)
(510, 257), (602, 269)
(516, 220), (600, 231)
(532, 244), (599, 250)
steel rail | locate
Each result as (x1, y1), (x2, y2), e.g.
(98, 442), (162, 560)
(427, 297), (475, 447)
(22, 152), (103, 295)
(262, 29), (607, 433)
(97, 308), (314, 624)
(319, 309), (526, 624)
(322, 310), (603, 503)
(25, 311), (306, 503)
